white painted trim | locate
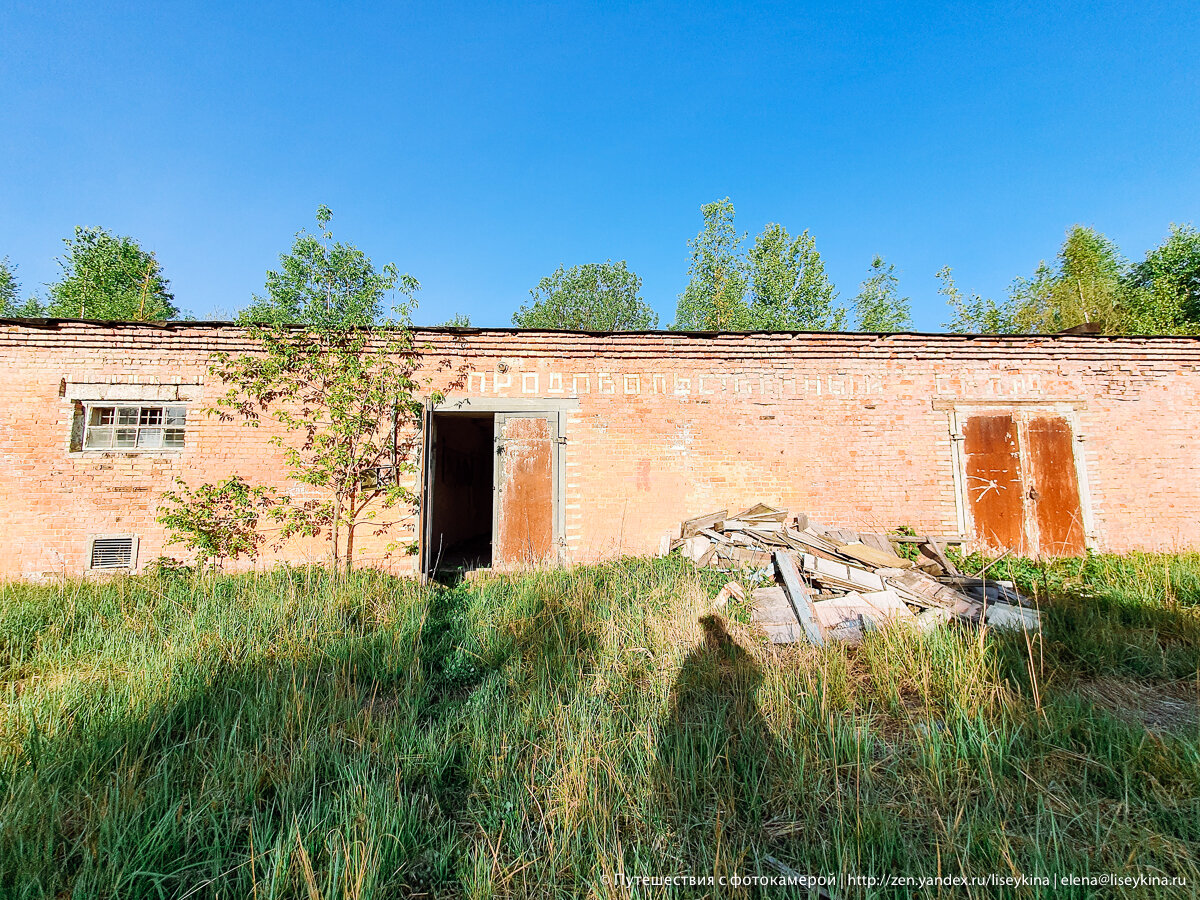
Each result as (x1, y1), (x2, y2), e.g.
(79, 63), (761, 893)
(947, 408), (968, 539)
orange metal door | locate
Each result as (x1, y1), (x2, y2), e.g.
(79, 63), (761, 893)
(962, 414), (1027, 555)
(1024, 415), (1086, 556)
(494, 414), (556, 566)
(961, 412), (1087, 557)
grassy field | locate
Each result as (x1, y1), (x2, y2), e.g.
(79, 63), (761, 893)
(0, 554), (1197, 898)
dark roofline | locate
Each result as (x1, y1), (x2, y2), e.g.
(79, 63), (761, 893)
(1, 316), (1197, 341)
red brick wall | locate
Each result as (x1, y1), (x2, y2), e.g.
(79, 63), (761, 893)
(2, 322), (1198, 580)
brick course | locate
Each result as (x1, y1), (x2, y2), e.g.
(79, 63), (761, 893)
(2, 321), (1198, 579)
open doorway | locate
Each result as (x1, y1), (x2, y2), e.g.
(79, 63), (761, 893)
(425, 413), (494, 572)
(422, 407), (563, 576)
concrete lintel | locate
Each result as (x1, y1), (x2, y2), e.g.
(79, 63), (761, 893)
(65, 383), (203, 402)
(431, 397), (580, 413)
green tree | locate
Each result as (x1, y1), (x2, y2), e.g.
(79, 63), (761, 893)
(1123, 224), (1200, 333)
(747, 224), (844, 330)
(673, 198), (751, 330)
(239, 206), (417, 327)
(0, 258), (18, 313)
(204, 208), (426, 572)
(851, 256), (913, 331)
(211, 327), (423, 572)
(44, 227), (178, 320)
(441, 313), (473, 327)
(0, 257), (43, 316)
(940, 266), (1017, 334)
(1010, 225), (1127, 333)
(1007, 261), (1056, 333)
(513, 260), (657, 330)
(156, 476), (280, 571)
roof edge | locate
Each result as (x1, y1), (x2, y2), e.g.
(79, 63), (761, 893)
(1, 316), (1198, 341)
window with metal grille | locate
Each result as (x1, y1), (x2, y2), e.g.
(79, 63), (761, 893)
(82, 404), (186, 450)
(89, 535), (137, 569)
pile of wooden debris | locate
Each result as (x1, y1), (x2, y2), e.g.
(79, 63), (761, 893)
(666, 504), (1039, 645)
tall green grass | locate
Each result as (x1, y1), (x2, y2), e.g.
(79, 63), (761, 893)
(0, 556), (1197, 898)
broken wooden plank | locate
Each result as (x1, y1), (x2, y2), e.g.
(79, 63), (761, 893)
(812, 589), (913, 633)
(800, 554), (885, 592)
(732, 503), (788, 523)
(823, 527), (861, 546)
(743, 527), (792, 547)
(859, 532), (893, 554)
(717, 545), (775, 566)
(751, 586), (807, 644)
(681, 509), (728, 539)
(878, 568), (981, 617)
(774, 551), (824, 646)
(681, 535), (712, 564)
(856, 588), (915, 619)
(785, 528), (842, 558)
(713, 581), (745, 608)
(837, 541), (914, 570)
(921, 535), (960, 577)
(720, 519), (785, 533)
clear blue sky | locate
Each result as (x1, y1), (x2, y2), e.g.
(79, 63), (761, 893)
(2, 1), (1198, 329)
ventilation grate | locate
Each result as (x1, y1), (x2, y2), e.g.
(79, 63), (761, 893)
(90, 536), (135, 569)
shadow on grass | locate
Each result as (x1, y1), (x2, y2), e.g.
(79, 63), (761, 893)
(656, 615), (781, 845)
(970, 554), (1200, 680)
(0, 580), (502, 898)
(0, 569), (620, 899)
(1040, 590), (1200, 679)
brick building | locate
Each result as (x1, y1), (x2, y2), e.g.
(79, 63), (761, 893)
(2, 319), (1198, 580)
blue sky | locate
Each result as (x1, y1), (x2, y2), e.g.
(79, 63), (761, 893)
(2, 1), (1198, 329)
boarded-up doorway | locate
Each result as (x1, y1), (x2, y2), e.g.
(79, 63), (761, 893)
(958, 410), (1087, 557)
(422, 409), (560, 575)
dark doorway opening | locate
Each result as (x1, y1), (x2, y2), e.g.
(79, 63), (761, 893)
(427, 413), (494, 572)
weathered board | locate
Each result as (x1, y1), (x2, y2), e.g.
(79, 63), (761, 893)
(751, 586), (807, 644)
(881, 568), (981, 618)
(800, 553), (886, 592)
(775, 551), (824, 646)
(681, 509), (727, 539)
(839, 541), (913, 570)
(812, 589), (914, 641)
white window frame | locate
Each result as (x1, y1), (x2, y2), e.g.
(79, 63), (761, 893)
(81, 403), (188, 452)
